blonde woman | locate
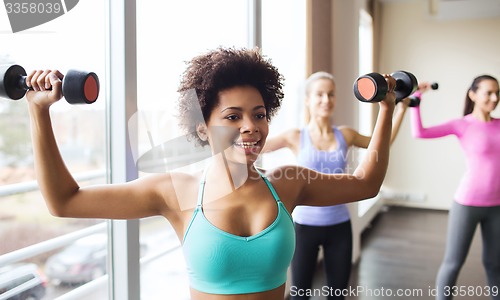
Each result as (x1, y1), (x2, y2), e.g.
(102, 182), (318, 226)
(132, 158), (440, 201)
(264, 71), (408, 300)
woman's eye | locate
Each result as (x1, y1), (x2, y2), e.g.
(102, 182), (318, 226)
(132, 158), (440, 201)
(226, 115), (239, 120)
(256, 113), (267, 119)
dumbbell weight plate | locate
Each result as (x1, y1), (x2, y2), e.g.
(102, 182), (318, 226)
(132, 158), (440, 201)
(353, 72), (388, 102)
(408, 95), (421, 107)
(0, 64), (27, 100)
(63, 70), (100, 104)
(391, 70), (418, 100)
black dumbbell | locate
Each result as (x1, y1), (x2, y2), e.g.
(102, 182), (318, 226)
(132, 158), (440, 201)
(407, 82), (439, 107)
(0, 64), (99, 104)
(353, 70), (418, 103)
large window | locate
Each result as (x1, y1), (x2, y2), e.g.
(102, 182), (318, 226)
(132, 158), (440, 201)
(357, 8), (376, 216)
(1, 1), (308, 299)
(260, 0), (306, 168)
(0, 0), (107, 299)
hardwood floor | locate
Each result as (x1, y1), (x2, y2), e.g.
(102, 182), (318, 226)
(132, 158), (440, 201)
(307, 206), (490, 300)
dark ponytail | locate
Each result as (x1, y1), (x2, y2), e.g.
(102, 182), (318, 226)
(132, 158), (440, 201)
(464, 75), (498, 116)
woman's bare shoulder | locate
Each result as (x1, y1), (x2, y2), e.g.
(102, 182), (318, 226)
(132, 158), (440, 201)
(260, 165), (309, 189)
(259, 165), (308, 210)
(139, 170), (202, 212)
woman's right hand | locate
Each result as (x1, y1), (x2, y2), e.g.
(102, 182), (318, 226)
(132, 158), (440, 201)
(417, 81), (433, 94)
(25, 69), (64, 108)
(381, 74), (397, 108)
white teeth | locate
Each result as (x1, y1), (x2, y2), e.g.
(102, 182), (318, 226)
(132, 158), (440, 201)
(234, 141), (258, 148)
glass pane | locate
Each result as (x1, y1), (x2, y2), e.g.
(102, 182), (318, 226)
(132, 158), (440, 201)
(358, 9), (377, 217)
(136, 1), (248, 298)
(260, 0), (306, 168)
(0, 0), (108, 298)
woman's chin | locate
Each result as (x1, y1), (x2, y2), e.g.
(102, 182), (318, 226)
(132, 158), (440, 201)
(224, 146), (261, 165)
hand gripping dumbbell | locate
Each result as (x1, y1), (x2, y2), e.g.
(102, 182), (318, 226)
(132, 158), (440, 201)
(353, 70), (418, 103)
(0, 64), (99, 104)
(406, 82), (439, 107)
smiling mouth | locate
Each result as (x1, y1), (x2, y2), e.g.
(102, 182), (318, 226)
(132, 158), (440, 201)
(234, 141), (260, 148)
(319, 106), (333, 112)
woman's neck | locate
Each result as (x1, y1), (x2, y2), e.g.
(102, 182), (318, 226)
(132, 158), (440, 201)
(471, 109), (491, 122)
(207, 155), (260, 190)
(308, 116), (333, 135)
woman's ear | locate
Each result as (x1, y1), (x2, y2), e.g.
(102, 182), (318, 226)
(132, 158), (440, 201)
(304, 96), (311, 123)
(196, 123), (208, 141)
(468, 89), (476, 103)
(305, 95), (310, 106)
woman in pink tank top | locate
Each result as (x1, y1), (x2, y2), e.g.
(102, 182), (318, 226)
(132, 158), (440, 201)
(410, 75), (500, 300)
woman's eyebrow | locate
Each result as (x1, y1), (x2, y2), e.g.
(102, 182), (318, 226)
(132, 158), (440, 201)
(220, 105), (266, 113)
(220, 106), (242, 113)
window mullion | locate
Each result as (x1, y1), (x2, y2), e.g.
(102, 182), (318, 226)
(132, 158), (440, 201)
(106, 0), (140, 299)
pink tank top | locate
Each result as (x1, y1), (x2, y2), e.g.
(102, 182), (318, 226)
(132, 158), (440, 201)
(411, 106), (500, 206)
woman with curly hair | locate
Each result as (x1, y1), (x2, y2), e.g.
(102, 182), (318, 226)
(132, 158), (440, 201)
(26, 47), (396, 300)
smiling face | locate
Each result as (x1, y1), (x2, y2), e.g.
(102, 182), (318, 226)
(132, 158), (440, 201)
(200, 85), (268, 165)
(306, 78), (336, 120)
(470, 79), (500, 115)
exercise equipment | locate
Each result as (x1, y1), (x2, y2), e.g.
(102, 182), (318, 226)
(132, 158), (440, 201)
(406, 81), (439, 107)
(353, 70), (418, 103)
(0, 64), (99, 104)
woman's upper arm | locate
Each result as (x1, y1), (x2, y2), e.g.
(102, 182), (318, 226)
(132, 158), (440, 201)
(340, 126), (371, 149)
(271, 166), (378, 209)
(55, 173), (181, 219)
(302, 172), (378, 206)
(263, 128), (300, 153)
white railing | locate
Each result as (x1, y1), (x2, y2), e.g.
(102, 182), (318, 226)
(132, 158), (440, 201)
(0, 223), (106, 267)
(54, 244), (180, 300)
(0, 167), (183, 300)
(0, 169), (108, 267)
(0, 169), (107, 197)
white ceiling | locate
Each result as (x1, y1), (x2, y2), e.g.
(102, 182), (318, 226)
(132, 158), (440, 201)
(379, 0), (500, 20)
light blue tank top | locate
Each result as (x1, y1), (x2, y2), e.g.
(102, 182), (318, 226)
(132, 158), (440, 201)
(293, 127), (351, 226)
(182, 168), (295, 294)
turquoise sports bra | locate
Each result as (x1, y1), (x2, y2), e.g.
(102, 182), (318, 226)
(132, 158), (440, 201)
(182, 168), (295, 295)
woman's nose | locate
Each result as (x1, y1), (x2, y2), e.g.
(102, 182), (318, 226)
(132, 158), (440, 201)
(491, 93), (499, 102)
(320, 93), (333, 104)
(240, 118), (258, 133)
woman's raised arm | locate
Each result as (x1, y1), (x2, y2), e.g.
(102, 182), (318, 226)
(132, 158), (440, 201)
(284, 75), (396, 207)
(26, 70), (171, 219)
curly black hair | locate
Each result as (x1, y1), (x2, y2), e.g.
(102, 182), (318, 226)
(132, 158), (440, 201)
(177, 47), (284, 146)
